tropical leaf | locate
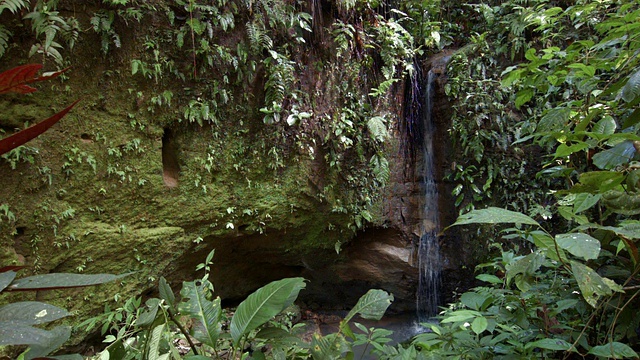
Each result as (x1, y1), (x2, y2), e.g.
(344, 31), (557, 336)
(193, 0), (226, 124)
(505, 251), (545, 285)
(526, 338), (572, 351)
(0, 64), (70, 94)
(0, 270), (16, 292)
(178, 281), (222, 348)
(0, 301), (69, 325)
(451, 207), (540, 227)
(571, 261), (622, 307)
(7, 272), (130, 291)
(23, 325), (72, 360)
(620, 68), (640, 103)
(440, 309), (482, 323)
(310, 333), (349, 360)
(537, 107), (570, 132)
(0, 99), (80, 155)
(148, 323), (165, 360)
(230, 277), (305, 345)
(592, 141), (637, 170)
(555, 233), (600, 260)
(158, 277), (175, 309)
(573, 193), (601, 213)
(589, 342), (638, 358)
(0, 323), (60, 346)
(471, 316), (488, 334)
(134, 298), (160, 327)
(343, 289), (394, 323)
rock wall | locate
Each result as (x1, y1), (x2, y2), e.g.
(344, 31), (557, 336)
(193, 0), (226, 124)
(0, 1), (475, 333)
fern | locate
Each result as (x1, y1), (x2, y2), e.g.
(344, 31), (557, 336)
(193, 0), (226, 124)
(336, 0), (356, 12)
(0, 0), (30, 16)
(0, 25), (11, 58)
(247, 20), (272, 55)
(264, 51), (294, 106)
(367, 116), (388, 143)
(370, 153), (390, 184)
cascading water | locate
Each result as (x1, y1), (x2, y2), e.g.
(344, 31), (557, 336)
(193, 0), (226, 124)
(416, 69), (441, 323)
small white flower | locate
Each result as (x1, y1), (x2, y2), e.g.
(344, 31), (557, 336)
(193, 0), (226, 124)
(463, 322), (470, 328)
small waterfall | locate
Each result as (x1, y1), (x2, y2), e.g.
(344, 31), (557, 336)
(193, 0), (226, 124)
(416, 69), (441, 323)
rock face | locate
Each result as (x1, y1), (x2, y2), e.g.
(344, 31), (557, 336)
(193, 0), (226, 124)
(0, 0), (474, 330)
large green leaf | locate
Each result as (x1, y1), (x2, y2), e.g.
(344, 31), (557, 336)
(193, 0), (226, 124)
(572, 171), (624, 193)
(620, 67), (640, 103)
(158, 277), (175, 309)
(0, 270), (16, 292)
(460, 291), (492, 311)
(148, 323), (165, 360)
(571, 261), (622, 307)
(0, 323), (59, 346)
(505, 251), (545, 285)
(573, 193), (601, 213)
(603, 190), (640, 215)
(8, 272), (132, 291)
(23, 325), (71, 360)
(343, 289), (394, 323)
(451, 207), (539, 227)
(230, 277), (305, 345)
(0, 301), (69, 325)
(529, 232), (567, 262)
(589, 342), (638, 358)
(178, 281), (222, 348)
(526, 338), (572, 351)
(555, 233), (600, 260)
(537, 107), (571, 132)
(592, 141), (636, 170)
(440, 309), (482, 323)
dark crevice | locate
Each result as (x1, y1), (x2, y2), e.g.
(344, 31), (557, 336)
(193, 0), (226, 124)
(162, 128), (180, 188)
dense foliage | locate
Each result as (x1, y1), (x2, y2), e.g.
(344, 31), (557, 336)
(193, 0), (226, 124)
(3, 0), (640, 358)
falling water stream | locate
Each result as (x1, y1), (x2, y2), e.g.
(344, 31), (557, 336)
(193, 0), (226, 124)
(416, 69), (441, 323)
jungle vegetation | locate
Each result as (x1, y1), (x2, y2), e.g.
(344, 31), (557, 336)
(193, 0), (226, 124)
(1, 0), (640, 358)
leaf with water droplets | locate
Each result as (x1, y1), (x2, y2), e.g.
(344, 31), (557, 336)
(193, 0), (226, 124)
(451, 207), (540, 227)
(556, 233), (600, 260)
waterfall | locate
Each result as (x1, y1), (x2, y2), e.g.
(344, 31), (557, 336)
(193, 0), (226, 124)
(416, 69), (441, 323)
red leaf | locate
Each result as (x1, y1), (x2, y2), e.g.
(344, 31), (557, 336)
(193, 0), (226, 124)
(0, 64), (71, 94)
(0, 99), (80, 155)
(0, 265), (25, 273)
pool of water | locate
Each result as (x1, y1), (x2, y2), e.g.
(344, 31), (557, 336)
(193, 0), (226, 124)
(319, 313), (430, 359)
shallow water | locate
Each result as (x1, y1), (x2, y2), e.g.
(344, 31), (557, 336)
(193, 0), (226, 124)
(319, 313), (430, 359)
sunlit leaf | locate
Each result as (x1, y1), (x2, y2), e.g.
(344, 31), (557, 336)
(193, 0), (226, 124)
(555, 233), (600, 260)
(451, 207), (539, 227)
(571, 261), (622, 307)
(343, 289), (394, 323)
(592, 141), (636, 170)
(230, 277), (305, 345)
(178, 281), (222, 347)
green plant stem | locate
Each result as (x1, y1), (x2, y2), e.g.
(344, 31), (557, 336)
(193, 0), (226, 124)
(167, 307), (199, 356)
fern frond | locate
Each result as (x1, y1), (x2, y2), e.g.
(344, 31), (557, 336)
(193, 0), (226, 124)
(367, 116), (388, 143)
(0, 0), (30, 16)
(336, 0), (356, 12)
(370, 154), (390, 184)
(0, 25), (11, 58)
